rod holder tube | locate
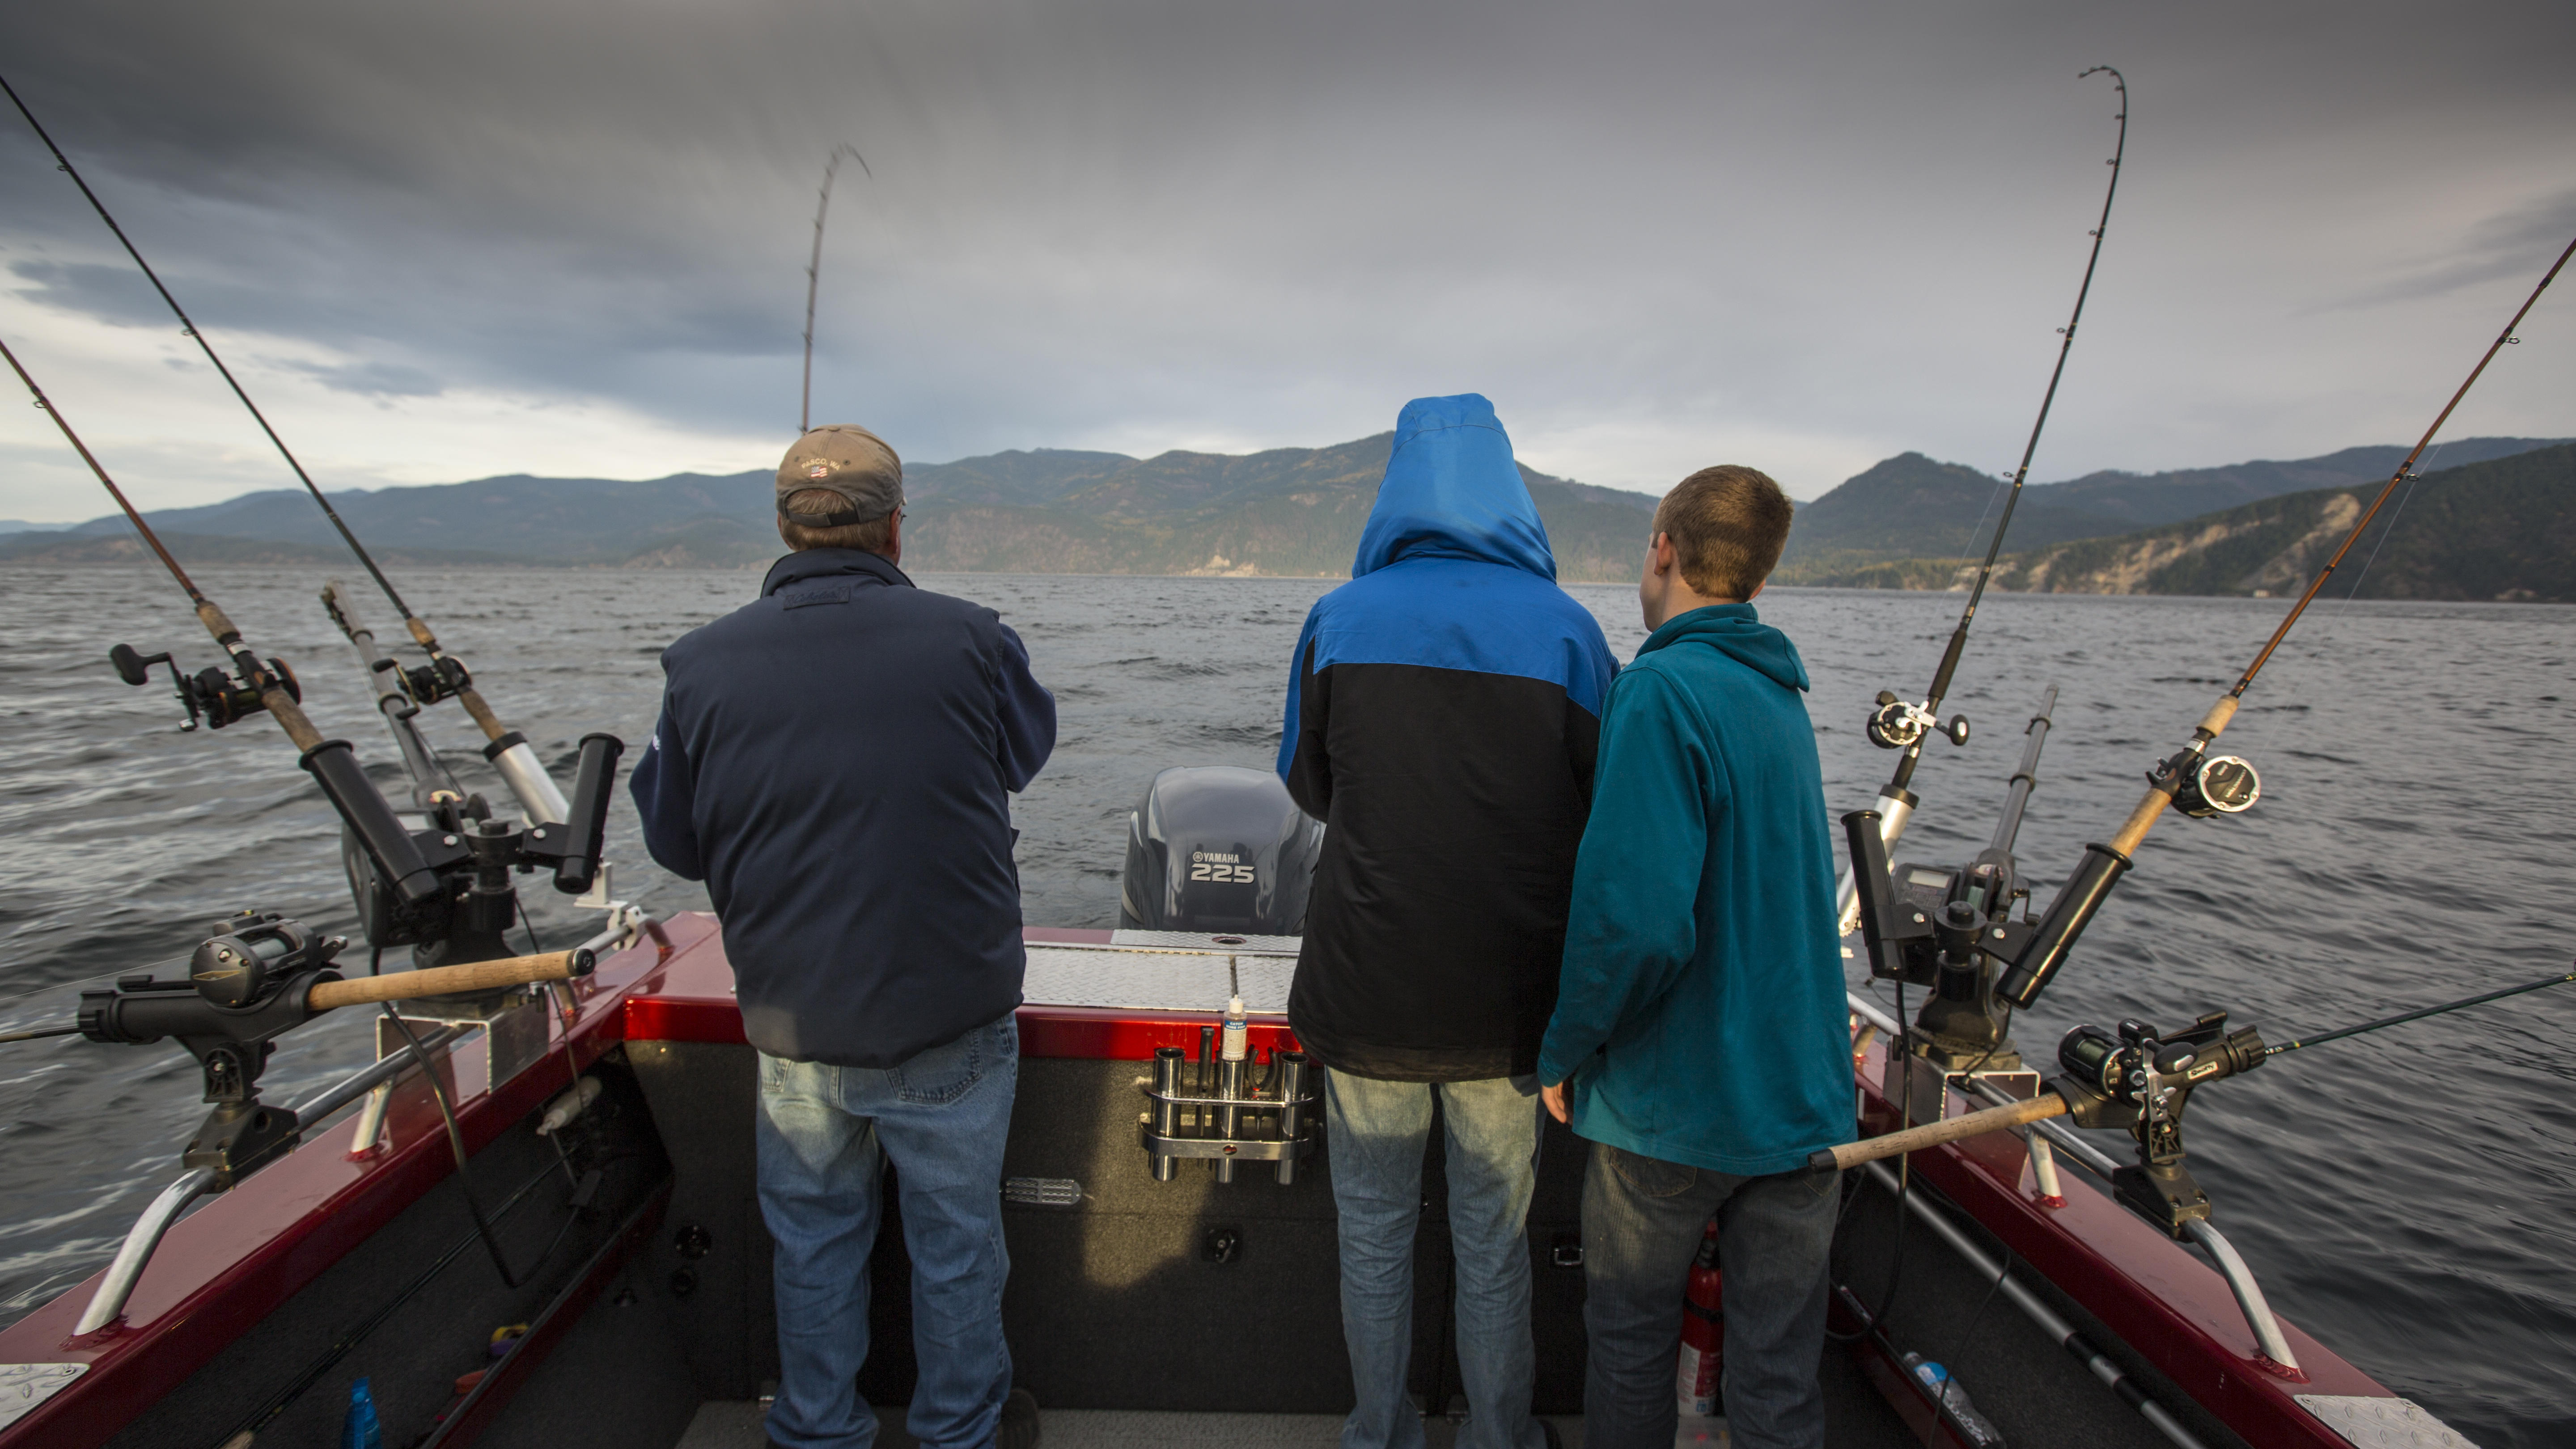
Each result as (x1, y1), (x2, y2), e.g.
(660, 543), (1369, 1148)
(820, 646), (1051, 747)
(1835, 790), (1915, 935)
(301, 739), (441, 903)
(1215, 1058), (1245, 1183)
(486, 734), (570, 825)
(1149, 1047), (1182, 1182)
(76, 1167), (218, 1334)
(551, 733), (624, 893)
(1275, 1052), (1308, 1185)
(1996, 843), (2132, 1008)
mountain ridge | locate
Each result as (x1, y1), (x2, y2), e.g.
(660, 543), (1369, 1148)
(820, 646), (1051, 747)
(6, 434), (2566, 594)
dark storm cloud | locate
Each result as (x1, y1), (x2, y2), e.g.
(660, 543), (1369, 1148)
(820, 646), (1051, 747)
(0, 0), (2569, 499)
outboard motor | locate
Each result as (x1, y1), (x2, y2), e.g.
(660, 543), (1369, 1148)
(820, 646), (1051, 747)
(1118, 766), (1322, 935)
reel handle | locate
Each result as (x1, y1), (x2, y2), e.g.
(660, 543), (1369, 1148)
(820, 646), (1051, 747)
(305, 949), (596, 1012)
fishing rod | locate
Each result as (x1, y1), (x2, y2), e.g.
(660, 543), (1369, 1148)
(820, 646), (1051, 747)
(1815, 963), (2576, 1179)
(0, 69), (568, 823)
(801, 143), (871, 434)
(2, 324), (625, 920)
(1837, 65), (2128, 932)
(321, 577), (470, 813)
(1984, 230), (2576, 1015)
(2265, 966), (2576, 1058)
(3, 328), (444, 906)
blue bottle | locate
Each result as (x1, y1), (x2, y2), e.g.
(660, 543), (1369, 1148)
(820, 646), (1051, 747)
(342, 1376), (384, 1449)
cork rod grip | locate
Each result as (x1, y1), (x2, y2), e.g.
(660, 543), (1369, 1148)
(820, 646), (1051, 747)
(1809, 1091), (2069, 1173)
(307, 949), (594, 1011)
(455, 685), (508, 740)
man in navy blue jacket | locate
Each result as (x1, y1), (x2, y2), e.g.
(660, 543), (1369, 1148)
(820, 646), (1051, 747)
(631, 424), (1054, 1449)
(1280, 394), (1616, 1449)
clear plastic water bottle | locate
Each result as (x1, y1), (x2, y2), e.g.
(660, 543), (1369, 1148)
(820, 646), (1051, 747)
(1899, 1353), (2004, 1448)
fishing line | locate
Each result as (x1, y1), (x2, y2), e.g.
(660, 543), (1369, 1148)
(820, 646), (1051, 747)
(0, 69), (417, 624)
(801, 143), (872, 433)
(1873, 65), (2129, 793)
(2, 72), (564, 805)
(2266, 965), (2576, 1058)
(1993, 230), (2576, 1014)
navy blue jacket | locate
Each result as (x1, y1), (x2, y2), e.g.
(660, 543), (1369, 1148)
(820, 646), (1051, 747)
(630, 548), (1055, 1068)
(1278, 394), (1618, 1080)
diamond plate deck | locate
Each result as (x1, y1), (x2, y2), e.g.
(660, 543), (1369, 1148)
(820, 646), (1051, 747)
(2296, 1396), (2479, 1448)
(1022, 946), (1295, 1014)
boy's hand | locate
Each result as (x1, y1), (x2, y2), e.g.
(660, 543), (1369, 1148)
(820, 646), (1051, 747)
(1541, 1079), (1571, 1124)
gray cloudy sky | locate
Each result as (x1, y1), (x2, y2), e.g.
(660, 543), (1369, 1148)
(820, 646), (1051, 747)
(1, 0), (2570, 520)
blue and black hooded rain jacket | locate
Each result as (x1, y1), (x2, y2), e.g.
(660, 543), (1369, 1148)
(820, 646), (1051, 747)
(1277, 394), (1618, 1080)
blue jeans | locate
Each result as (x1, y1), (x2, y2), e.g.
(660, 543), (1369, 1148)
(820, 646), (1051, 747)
(756, 1011), (1019, 1449)
(1325, 1070), (1546, 1449)
(1578, 1140), (1840, 1449)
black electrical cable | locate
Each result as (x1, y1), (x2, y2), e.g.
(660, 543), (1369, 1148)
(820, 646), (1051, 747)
(220, 1147), (577, 1442)
(381, 1007), (580, 1289)
(1827, 981), (1916, 1344)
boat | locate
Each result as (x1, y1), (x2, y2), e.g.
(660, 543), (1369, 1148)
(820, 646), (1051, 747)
(0, 718), (2485, 1448)
(0, 60), (2526, 1449)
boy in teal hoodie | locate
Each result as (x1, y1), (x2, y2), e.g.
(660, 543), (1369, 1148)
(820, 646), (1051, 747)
(1536, 466), (1853, 1449)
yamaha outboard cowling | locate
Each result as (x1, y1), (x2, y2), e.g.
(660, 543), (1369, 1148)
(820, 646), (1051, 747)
(1118, 766), (1322, 934)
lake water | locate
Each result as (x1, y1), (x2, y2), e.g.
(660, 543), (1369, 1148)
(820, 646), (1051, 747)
(1, 565), (2569, 1444)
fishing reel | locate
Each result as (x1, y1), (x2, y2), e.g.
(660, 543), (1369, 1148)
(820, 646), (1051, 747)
(2052, 1011), (2267, 1236)
(78, 910), (347, 1186)
(344, 733), (625, 968)
(2150, 746), (2262, 820)
(110, 642), (299, 732)
(1866, 691), (1971, 752)
(389, 654), (471, 712)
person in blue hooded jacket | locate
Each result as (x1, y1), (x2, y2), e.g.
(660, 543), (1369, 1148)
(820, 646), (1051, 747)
(1535, 465), (1854, 1449)
(1278, 394), (1615, 1449)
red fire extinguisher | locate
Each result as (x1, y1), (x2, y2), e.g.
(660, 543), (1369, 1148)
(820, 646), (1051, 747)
(1677, 1218), (1724, 1416)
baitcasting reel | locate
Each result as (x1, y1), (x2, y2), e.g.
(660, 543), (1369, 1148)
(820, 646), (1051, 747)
(1865, 691), (1971, 753)
(2053, 1011), (2267, 1235)
(79, 911), (347, 1187)
(2157, 747), (2262, 819)
(317, 581), (470, 716)
(110, 641), (299, 732)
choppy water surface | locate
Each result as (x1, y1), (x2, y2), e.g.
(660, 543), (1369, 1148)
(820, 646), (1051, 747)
(1, 566), (2569, 1443)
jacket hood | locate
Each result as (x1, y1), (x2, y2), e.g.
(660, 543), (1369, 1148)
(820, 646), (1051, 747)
(1351, 394), (1558, 581)
(1638, 603), (1810, 691)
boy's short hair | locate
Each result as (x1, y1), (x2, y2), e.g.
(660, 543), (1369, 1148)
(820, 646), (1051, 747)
(1653, 465), (1794, 600)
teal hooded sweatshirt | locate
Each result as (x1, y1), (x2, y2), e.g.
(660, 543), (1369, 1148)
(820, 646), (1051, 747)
(1534, 602), (1855, 1176)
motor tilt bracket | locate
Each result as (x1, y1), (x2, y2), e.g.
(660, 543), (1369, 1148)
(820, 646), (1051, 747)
(109, 642), (300, 732)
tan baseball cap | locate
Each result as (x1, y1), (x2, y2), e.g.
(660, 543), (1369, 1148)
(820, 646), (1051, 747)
(777, 425), (903, 527)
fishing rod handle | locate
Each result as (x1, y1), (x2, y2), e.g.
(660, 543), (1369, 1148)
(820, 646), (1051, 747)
(306, 949), (595, 1011)
(1809, 1090), (2069, 1173)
